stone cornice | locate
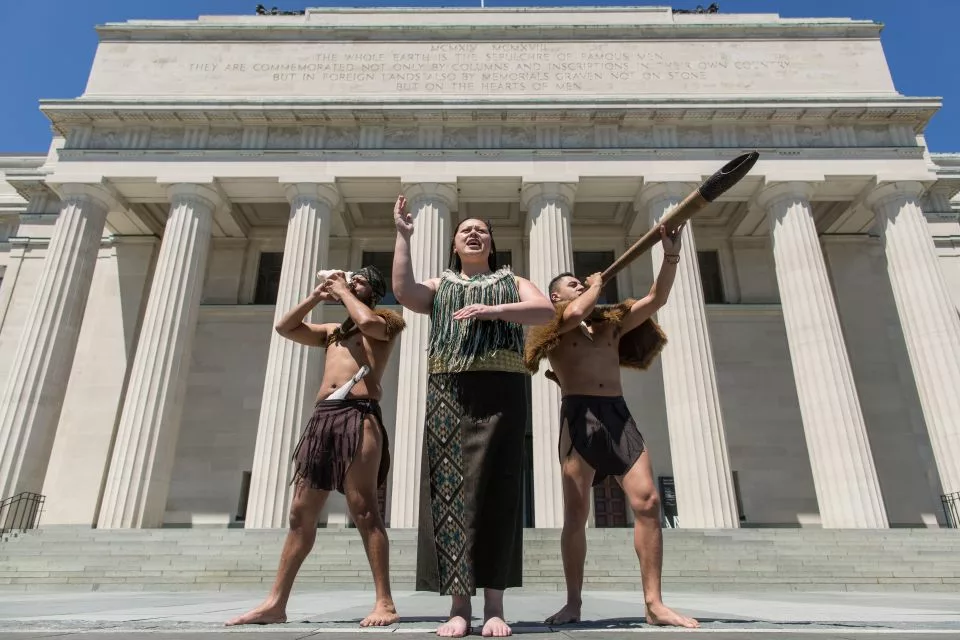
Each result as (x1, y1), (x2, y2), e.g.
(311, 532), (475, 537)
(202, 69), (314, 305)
(95, 8), (882, 42)
(41, 98), (940, 133)
(43, 102), (938, 164)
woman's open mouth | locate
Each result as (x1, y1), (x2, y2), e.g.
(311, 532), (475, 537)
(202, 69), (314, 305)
(466, 238), (482, 249)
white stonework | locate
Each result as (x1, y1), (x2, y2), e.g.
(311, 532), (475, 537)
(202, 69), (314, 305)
(388, 183), (455, 527)
(83, 37), (895, 101)
(643, 185), (739, 529)
(0, 185), (111, 499)
(41, 238), (157, 525)
(98, 185), (217, 528)
(0, 7), (957, 531)
(523, 182), (575, 528)
(760, 183), (888, 528)
(867, 183), (960, 496)
(245, 184), (338, 528)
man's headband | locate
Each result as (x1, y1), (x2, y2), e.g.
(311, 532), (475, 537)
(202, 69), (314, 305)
(354, 265), (386, 307)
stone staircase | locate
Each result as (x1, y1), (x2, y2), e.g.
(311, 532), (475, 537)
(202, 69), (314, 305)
(1, 528), (958, 593)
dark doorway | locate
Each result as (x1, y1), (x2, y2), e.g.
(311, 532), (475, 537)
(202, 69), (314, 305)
(593, 478), (630, 528)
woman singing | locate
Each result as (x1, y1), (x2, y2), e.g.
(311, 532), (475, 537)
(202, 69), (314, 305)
(392, 194), (554, 637)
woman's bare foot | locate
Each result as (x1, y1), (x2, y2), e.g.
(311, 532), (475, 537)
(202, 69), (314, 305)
(437, 615), (471, 638)
(545, 601), (581, 625)
(481, 616), (512, 637)
(360, 598), (399, 627)
(224, 602), (287, 626)
(645, 602), (699, 628)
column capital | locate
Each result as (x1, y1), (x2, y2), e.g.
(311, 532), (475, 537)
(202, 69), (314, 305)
(164, 183), (221, 212)
(282, 182), (340, 210)
(520, 181), (577, 211)
(756, 181), (815, 211)
(865, 181), (926, 210)
(634, 182), (699, 213)
(400, 181), (458, 211)
(46, 182), (117, 212)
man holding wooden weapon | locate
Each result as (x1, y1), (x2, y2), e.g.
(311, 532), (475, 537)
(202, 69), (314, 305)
(524, 225), (696, 628)
(227, 265), (405, 628)
(524, 152), (758, 629)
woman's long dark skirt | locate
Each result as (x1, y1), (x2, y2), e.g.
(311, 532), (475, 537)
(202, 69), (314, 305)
(416, 371), (528, 595)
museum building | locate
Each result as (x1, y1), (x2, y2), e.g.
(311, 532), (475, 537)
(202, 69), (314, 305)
(0, 6), (959, 532)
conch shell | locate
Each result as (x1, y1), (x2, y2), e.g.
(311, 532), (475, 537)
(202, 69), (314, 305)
(316, 269), (355, 282)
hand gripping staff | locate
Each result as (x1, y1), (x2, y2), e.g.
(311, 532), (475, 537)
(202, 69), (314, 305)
(599, 151), (760, 284)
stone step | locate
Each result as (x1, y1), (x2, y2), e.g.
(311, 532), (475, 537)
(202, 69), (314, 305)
(2, 528), (958, 592)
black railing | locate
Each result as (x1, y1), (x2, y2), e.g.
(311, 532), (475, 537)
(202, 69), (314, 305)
(943, 492), (960, 529)
(0, 492), (45, 535)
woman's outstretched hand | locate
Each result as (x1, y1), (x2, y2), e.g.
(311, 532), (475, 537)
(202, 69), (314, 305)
(452, 304), (502, 321)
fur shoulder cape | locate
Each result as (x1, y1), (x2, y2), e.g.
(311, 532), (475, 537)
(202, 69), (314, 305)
(327, 308), (406, 347)
(523, 300), (667, 383)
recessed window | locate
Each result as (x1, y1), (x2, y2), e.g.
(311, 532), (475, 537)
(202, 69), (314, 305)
(697, 250), (725, 304)
(254, 252), (283, 305)
(360, 251), (397, 305)
(573, 251), (619, 304)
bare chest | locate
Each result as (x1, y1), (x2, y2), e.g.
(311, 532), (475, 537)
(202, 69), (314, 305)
(554, 322), (621, 355)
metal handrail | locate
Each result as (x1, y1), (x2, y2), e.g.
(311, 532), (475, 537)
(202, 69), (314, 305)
(942, 491), (960, 529)
(0, 492), (45, 535)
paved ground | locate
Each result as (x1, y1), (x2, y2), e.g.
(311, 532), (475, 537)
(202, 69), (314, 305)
(0, 589), (959, 638)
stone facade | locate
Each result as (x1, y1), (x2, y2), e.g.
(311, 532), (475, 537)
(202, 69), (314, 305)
(0, 7), (959, 530)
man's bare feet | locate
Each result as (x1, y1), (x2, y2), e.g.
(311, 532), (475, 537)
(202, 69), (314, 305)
(437, 615), (471, 638)
(360, 598), (400, 627)
(645, 602), (699, 628)
(224, 602), (287, 626)
(545, 601), (581, 625)
(481, 616), (512, 637)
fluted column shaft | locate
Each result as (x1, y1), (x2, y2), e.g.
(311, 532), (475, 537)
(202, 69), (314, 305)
(644, 185), (739, 528)
(389, 183), (455, 527)
(868, 182), (960, 496)
(761, 184), (888, 528)
(98, 184), (217, 528)
(522, 182), (575, 528)
(0, 186), (110, 499)
(245, 184), (338, 528)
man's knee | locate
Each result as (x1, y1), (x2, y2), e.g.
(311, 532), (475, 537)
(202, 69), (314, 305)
(629, 488), (660, 518)
(288, 503), (316, 532)
(347, 492), (383, 531)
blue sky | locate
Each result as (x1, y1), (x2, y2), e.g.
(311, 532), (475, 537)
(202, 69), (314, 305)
(2, 0), (956, 153)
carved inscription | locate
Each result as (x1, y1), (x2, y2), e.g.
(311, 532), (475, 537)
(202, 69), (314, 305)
(84, 38), (895, 99)
(191, 43), (789, 94)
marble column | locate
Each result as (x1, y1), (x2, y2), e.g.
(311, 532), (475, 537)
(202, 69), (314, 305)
(521, 182), (576, 528)
(641, 184), (739, 529)
(245, 183), (338, 528)
(760, 183), (888, 528)
(867, 182), (960, 496)
(389, 183), (456, 527)
(97, 184), (217, 528)
(0, 185), (111, 500)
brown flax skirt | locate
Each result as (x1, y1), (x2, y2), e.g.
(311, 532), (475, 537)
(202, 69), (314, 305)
(291, 398), (390, 494)
(416, 371), (528, 595)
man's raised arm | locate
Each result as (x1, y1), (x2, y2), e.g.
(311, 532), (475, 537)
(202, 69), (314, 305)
(324, 273), (390, 342)
(275, 284), (335, 347)
(391, 194), (437, 315)
(621, 225), (683, 334)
